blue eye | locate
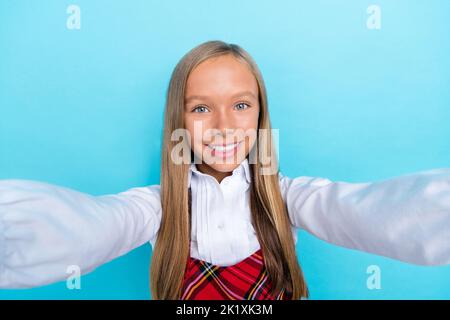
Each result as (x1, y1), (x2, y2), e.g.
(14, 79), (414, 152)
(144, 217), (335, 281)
(192, 105), (209, 113)
(235, 102), (250, 110)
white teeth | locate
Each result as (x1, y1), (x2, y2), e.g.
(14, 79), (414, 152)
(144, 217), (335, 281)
(208, 142), (240, 152)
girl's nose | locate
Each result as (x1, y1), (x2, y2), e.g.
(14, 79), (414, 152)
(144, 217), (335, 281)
(213, 109), (235, 134)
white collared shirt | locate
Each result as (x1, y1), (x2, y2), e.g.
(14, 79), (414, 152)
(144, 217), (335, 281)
(1, 162), (450, 288)
(184, 158), (297, 266)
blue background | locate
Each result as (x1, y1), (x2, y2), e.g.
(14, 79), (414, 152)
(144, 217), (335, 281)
(1, 0), (449, 299)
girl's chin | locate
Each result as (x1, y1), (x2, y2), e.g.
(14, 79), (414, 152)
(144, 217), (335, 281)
(204, 162), (241, 173)
(193, 150), (247, 170)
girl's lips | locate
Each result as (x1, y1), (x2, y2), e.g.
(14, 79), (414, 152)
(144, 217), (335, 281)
(204, 141), (243, 158)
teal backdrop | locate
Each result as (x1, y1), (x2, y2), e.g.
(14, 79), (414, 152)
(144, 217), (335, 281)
(0, 0), (449, 299)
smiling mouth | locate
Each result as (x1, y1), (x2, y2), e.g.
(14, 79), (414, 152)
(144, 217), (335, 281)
(204, 141), (243, 158)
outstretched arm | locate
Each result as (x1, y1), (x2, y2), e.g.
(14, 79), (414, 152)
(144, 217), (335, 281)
(0, 179), (161, 288)
(279, 167), (450, 266)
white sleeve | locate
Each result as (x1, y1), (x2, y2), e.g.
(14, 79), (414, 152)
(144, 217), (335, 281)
(278, 168), (450, 266)
(0, 179), (161, 288)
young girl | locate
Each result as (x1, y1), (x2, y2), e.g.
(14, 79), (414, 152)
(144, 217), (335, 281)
(0, 40), (449, 300)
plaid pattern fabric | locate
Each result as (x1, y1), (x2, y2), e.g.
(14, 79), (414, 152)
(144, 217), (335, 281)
(180, 248), (293, 300)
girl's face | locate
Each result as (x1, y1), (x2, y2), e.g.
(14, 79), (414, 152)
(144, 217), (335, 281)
(184, 54), (260, 181)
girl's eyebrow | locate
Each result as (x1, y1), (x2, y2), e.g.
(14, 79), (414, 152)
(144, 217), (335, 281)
(185, 90), (258, 104)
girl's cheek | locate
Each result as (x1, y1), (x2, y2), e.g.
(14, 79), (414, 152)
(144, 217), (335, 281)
(193, 139), (205, 155)
(245, 135), (256, 156)
(194, 134), (209, 158)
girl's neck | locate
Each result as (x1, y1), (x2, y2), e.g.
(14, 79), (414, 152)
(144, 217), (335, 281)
(195, 163), (232, 184)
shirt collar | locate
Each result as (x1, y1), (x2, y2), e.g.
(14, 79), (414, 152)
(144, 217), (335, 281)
(188, 158), (251, 187)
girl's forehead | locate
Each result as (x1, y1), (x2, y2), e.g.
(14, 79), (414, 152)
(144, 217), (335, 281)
(185, 55), (259, 99)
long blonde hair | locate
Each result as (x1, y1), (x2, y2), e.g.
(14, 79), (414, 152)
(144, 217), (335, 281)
(150, 40), (308, 299)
